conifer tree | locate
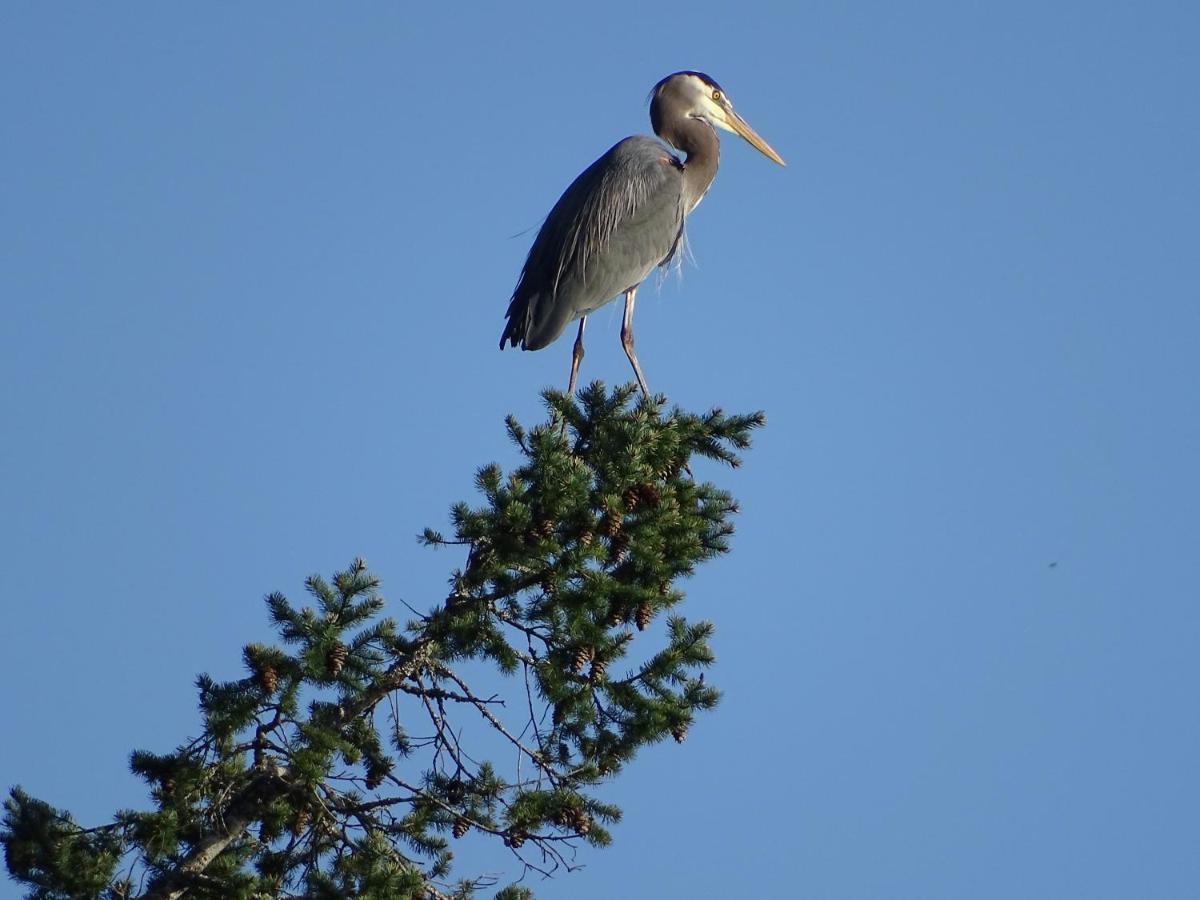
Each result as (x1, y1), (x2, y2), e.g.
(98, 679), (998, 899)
(3, 384), (762, 899)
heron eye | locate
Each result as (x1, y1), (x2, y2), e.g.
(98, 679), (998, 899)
(712, 89), (722, 101)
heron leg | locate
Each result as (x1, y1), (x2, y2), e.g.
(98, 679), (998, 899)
(620, 287), (651, 397)
(567, 318), (586, 396)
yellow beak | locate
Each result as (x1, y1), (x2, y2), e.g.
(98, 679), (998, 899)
(725, 109), (786, 167)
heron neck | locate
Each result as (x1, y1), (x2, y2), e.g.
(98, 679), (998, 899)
(661, 117), (719, 212)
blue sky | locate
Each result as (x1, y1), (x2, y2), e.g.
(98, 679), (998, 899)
(2, 3), (1197, 898)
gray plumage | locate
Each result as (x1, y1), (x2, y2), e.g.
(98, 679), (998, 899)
(501, 136), (685, 351)
(499, 71), (784, 395)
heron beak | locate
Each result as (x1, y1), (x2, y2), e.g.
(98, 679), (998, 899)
(725, 109), (786, 167)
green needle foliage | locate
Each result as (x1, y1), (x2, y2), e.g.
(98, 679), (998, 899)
(2, 384), (763, 900)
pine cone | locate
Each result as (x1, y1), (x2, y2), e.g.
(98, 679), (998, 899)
(570, 646), (593, 676)
(635, 602), (653, 631)
(608, 530), (630, 563)
(671, 724), (688, 744)
(588, 656), (608, 682)
(257, 664), (279, 696)
(290, 808), (309, 838)
(571, 809), (592, 836)
(504, 830), (527, 849)
(537, 518), (555, 538)
(325, 641), (348, 678)
(636, 483), (661, 508)
(623, 487), (641, 511)
(600, 512), (622, 539)
(452, 817), (470, 839)
(577, 528), (595, 547)
(552, 805), (588, 833)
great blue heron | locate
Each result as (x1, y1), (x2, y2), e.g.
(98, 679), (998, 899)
(499, 71), (785, 396)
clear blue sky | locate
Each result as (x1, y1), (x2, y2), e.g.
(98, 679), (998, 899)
(2, 3), (1197, 898)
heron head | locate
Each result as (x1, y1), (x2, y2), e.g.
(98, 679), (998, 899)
(650, 71), (785, 166)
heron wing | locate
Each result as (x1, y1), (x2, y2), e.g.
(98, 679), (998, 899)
(503, 136), (684, 350)
(550, 137), (682, 293)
